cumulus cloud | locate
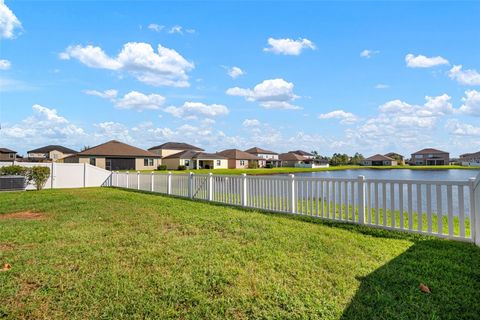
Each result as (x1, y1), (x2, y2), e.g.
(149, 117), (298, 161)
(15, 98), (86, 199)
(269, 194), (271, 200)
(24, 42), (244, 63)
(226, 78), (301, 110)
(242, 119), (261, 127)
(0, 1), (22, 39)
(448, 65), (480, 86)
(360, 49), (379, 58)
(164, 102), (229, 119)
(84, 89), (165, 111)
(318, 110), (358, 124)
(446, 119), (480, 136)
(148, 23), (164, 32)
(405, 53), (449, 68)
(263, 37), (315, 55)
(227, 66), (245, 79)
(60, 42), (194, 87)
(0, 59), (11, 70)
(456, 90), (480, 116)
(83, 89), (118, 100)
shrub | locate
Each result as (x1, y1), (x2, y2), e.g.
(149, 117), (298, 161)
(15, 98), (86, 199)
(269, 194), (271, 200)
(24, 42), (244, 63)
(157, 165), (167, 171)
(0, 165), (29, 177)
(29, 166), (50, 190)
(177, 165), (187, 171)
(248, 162), (258, 169)
(265, 163), (274, 169)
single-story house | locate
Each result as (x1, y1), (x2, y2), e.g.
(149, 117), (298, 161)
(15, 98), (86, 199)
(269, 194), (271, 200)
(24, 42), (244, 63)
(244, 147), (280, 167)
(162, 150), (228, 170)
(279, 152), (329, 168)
(460, 151), (480, 166)
(363, 154), (398, 166)
(64, 140), (161, 171)
(148, 142), (204, 158)
(0, 148), (17, 163)
(288, 150), (315, 159)
(410, 148), (450, 166)
(384, 152), (405, 165)
(216, 149), (266, 169)
(27, 145), (78, 162)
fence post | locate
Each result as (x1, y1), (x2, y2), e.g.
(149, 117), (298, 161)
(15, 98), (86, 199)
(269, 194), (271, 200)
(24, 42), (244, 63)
(83, 163), (87, 187)
(115, 171), (119, 187)
(289, 174), (296, 214)
(151, 172), (155, 192)
(208, 173), (213, 201)
(167, 172), (172, 195)
(50, 162), (54, 189)
(126, 171), (129, 188)
(137, 171), (140, 190)
(242, 173), (248, 207)
(357, 175), (366, 225)
(470, 175), (480, 246)
(188, 172), (194, 199)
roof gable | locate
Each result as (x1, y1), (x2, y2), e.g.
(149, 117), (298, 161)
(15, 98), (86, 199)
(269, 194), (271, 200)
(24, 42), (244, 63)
(0, 148), (16, 154)
(412, 148), (449, 155)
(78, 140), (160, 158)
(365, 154), (394, 161)
(288, 150), (314, 156)
(148, 142), (204, 151)
(28, 145), (78, 154)
(244, 147), (278, 155)
(217, 149), (263, 160)
(279, 152), (308, 161)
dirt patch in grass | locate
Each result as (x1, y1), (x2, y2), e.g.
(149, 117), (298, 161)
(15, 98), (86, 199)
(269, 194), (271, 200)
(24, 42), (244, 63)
(0, 211), (45, 221)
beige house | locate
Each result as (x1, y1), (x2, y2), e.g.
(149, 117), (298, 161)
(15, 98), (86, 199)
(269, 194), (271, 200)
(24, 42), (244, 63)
(279, 152), (328, 168)
(288, 150), (315, 159)
(410, 148), (450, 166)
(27, 145), (78, 162)
(460, 151), (480, 166)
(0, 148), (17, 162)
(162, 150), (228, 170)
(216, 149), (266, 169)
(64, 140), (161, 171)
(244, 147), (280, 167)
(384, 152), (405, 165)
(363, 154), (398, 166)
(148, 142), (204, 158)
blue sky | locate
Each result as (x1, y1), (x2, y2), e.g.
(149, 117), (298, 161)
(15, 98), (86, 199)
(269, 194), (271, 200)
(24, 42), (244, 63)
(1, 1), (479, 157)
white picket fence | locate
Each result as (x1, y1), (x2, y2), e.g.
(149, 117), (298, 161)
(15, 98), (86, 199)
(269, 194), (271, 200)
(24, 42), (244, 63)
(0, 161), (112, 189)
(108, 171), (480, 246)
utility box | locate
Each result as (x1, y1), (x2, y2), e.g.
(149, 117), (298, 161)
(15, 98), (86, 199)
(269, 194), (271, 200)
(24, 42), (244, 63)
(0, 176), (27, 192)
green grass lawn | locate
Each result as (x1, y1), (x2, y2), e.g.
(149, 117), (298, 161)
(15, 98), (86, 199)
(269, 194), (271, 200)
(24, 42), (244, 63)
(130, 165), (479, 175)
(1, 188), (479, 319)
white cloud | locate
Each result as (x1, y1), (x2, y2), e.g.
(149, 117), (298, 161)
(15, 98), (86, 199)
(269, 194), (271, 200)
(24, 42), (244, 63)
(445, 119), (480, 136)
(360, 49), (379, 58)
(0, 1), (21, 39)
(60, 42), (194, 87)
(448, 65), (480, 86)
(0, 59), (11, 70)
(148, 23), (164, 32)
(115, 91), (165, 111)
(83, 89), (118, 100)
(226, 78), (301, 110)
(164, 102), (229, 119)
(227, 66), (245, 79)
(457, 90), (480, 116)
(405, 53), (449, 68)
(374, 83), (389, 89)
(168, 25), (183, 34)
(318, 110), (358, 124)
(242, 119), (261, 127)
(263, 37), (315, 55)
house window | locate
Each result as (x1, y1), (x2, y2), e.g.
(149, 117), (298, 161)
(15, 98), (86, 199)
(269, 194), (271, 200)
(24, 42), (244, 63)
(415, 155), (423, 159)
(185, 160), (190, 166)
(216, 160), (221, 166)
(90, 158), (96, 166)
(144, 158), (154, 166)
(239, 160), (245, 166)
(9, 153), (14, 159)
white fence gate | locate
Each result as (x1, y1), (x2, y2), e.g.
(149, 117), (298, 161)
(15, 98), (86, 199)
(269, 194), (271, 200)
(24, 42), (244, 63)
(0, 162), (112, 189)
(109, 171), (480, 246)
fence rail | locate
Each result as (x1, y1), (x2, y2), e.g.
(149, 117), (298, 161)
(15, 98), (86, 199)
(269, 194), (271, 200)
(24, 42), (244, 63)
(108, 171), (480, 246)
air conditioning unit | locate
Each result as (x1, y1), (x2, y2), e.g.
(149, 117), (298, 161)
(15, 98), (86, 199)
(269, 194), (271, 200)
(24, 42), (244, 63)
(0, 176), (27, 192)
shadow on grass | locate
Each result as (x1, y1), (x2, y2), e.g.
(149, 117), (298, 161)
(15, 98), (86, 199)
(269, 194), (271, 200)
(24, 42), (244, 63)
(340, 239), (480, 320)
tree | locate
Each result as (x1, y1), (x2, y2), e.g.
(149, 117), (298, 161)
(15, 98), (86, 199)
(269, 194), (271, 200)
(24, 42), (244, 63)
(349, 152), (365, 165)
(29, 166), (50, 190)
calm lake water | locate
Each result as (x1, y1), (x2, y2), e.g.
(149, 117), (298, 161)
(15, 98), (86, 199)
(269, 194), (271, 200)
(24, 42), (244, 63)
(295, 169), (480, 181)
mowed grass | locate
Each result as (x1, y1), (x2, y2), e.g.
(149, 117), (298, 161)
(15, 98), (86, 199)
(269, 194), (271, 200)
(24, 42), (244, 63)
(1, 188), (479, 319)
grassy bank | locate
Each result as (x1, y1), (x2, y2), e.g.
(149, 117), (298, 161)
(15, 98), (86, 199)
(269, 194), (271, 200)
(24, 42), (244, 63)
(132, 165), (479, 175)
(1, 188), (479, 319)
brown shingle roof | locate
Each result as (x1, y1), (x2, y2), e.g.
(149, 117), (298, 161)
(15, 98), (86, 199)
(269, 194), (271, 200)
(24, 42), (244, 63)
(244, 147), (278, 155)
(28, 145), (78, 154)
(279, 152), (308, 161)
(384, 152), (403, 159)
(148, 142), (204, 151)
(164, 150), (227, 160)
(217, 149), (263, 160)
(77, 140), (160, 158)
(412, 148), (449, 155)
(288, 150), (314, 156)
(365, 154), (394, 161)
(0, 148), (16, 153)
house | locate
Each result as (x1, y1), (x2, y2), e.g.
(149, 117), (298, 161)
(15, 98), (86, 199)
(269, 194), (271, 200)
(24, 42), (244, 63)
(27, 145), (78, 162)
(363, 154), (398, 166)
(0, 148), (17, 163)
(410, 148), (450, 166)
(384, 152), (405, 165)
(279, 152), (329, 168)
(460, 151), (480, 166)
(148, 142), (204, 158)
(162, 150), (228, 170)
(244, 147), (280, 167)
(216, 149), (266, 169)
(64, 140), (161, 171)
(288, 150), (315, 159)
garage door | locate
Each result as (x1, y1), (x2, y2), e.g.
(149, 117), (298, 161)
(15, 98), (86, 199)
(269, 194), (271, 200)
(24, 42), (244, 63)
(106, 158), (136, 171)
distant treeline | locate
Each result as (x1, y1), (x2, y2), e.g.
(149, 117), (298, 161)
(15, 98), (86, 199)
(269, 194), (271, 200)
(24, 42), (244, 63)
(311, 151), (365, 166)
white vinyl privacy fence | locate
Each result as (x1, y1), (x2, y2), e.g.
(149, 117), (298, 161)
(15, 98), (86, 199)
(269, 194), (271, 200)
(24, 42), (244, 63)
(109, 171), (480, 246)
(0, 162), (112, 189)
